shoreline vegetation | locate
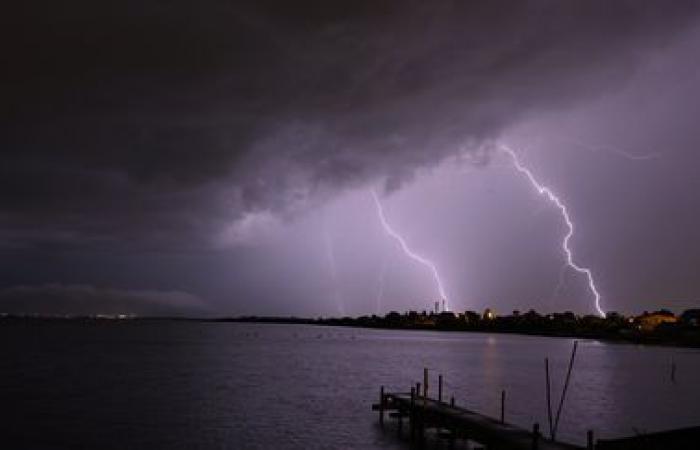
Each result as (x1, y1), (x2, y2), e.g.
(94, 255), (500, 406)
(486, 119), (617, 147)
(3, 308), (700, 347)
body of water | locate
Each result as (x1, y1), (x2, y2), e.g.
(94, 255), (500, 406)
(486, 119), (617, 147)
(1, 321), (699, 449)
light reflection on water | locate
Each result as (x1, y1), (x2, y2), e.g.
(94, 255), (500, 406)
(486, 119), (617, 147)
(1, 321), (699, 449)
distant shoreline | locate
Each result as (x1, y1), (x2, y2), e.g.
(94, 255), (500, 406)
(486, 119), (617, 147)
(214, 315), (700, 348)
(3, 313), (700, 348)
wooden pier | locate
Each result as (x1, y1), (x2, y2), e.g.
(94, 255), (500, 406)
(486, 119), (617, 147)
(372, 372), (590, 450)
(374, 385), (700, 449)
(373, 365), (700, 450)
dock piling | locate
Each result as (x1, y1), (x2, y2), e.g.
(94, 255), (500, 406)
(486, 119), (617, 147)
(379, 385), (385, 426)
(439, 374), (443, 402)
(545, 357), (553, 439)
(586, 430), (594, 450)
(501, 390), (506, 423)
(532, 423), (540, 450)
(424, 367), (429, 397)
(374, 389), (590, 450)
(553, 341), (578, 440)
(410, 387), (416, 440)
(397, 409), (403, 436)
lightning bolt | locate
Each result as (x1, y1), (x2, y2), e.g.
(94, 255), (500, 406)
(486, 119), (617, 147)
(501, 145), (605, 318)
(371, 190), (449, 310)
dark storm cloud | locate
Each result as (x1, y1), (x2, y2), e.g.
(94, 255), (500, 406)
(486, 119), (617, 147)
(2, 0), (699, 248)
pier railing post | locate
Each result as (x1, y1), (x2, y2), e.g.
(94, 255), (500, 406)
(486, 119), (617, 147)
(379, 385), (385, 426)
(532, 423), (540, 450)
(424, 367), (429, 398)
(438, 374), (443, 403)
(410, 387), (416, 440)
(501, 390), (506, 423)
(545, 357), (553, 439)
(587, 430), (594, 450)
(397, 406), (403, 436)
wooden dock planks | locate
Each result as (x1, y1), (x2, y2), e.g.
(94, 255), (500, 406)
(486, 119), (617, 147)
(375, 391), (584, 450)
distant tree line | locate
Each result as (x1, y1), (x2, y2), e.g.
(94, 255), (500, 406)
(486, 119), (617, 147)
(3, 308), (700, 347)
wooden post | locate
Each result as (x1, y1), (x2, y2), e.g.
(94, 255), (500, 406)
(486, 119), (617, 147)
(587, 430), (594, 450)
(397, 407), (403, 436)
(553, 341), (578, 440)
(424, 367), (429, 398)
(545, 357), (553, 439)
(438, 374), (443, 402)
(379, 385), (385, 426)
(410, 387), (416, 440)
(450, 396), (455, 407)
(501, 390), (506, 423)
(417, 397), (425, 444)
(416, 382), (421, 398)
(532, 423), (540, 450)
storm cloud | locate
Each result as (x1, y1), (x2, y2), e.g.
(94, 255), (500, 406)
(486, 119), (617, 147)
(3, 1), (699, 249)
(3, 1), (700, 316)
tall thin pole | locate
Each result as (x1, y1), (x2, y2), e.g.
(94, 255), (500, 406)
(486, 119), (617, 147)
(424, 367), (429, 398)
(545, 358), (553, 439)
(553, 341), (578, 440)
(410, 387), (416, 440)
(379, 385), (385, 426)
(532, 423), (540, 450)
(501, 390), (506, 423)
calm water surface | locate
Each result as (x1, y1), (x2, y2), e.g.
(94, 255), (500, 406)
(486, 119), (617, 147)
(1, 321), (699, 449)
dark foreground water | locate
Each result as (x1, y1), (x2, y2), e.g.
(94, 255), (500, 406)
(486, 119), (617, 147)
(1, 321), (699, 449)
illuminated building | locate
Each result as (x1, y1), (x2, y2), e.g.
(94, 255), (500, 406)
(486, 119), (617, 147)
(635, 310), (678, 332)
(483, 308), (496, 321)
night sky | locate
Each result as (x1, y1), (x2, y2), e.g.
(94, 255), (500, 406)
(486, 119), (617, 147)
(3, 1), (700, 317)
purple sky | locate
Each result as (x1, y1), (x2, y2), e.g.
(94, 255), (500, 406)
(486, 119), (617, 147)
(2, 1), (700, 316)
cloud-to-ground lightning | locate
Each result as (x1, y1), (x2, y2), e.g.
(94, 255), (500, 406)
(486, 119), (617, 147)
(501, 145), (606, 317)
(371, 190), (449, 310)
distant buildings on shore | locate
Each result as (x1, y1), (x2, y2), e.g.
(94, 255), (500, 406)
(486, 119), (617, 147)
(3, 308), (699, 333)
(378, 306), (700, 333)
(310, 306), (700, 346)
(636, 310), (678, 332)
(4, 306), (700, 346)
